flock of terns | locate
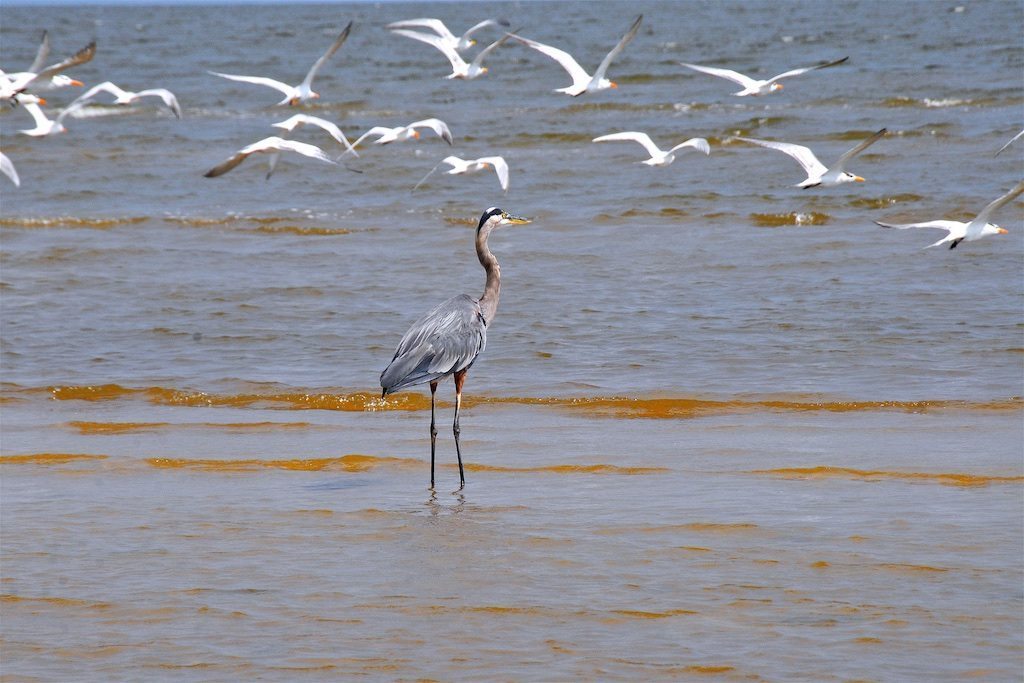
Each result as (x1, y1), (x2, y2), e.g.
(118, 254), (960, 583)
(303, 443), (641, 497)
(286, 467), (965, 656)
(2, 14), (1021, 248)
(2, 13), (1022, 490)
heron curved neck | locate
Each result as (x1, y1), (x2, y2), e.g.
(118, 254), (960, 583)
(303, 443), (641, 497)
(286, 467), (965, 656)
(477, 225), (500, 324)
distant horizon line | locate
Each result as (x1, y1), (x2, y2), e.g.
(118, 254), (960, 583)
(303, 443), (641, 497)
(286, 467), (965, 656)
(3, 0), (499, 6)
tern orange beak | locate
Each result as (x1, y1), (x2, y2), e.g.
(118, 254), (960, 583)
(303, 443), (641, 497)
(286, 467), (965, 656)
(996, 227), (1008, 234)
(37, 97), (47, 106)
(413, 131), (421, 139)
(853, 175), (865, 182)
(70, 79), (84, 87)
(609, 81), (618, 89)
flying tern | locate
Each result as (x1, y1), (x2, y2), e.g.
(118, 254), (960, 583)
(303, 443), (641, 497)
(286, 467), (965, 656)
(204, 136), (337, 178)
(209, 21), (352, 106)
(679, 56), (848, 96)
(0, 151), (19, 187)
(390, 29), (510, 80)
(875, 181), (1023, 249)
(4, 39), (95, 96)
(415, 155), (510, 192)
(73, 81), (182, 118)
(267, 113), (358, 178)
(593, 131), (710, 166)
(350, 118), (453, 148)
(733, 129), (886, 188)
(386, 18), (506, 52)
(507, 15), (642, 96)
(16, 101), (83, 136)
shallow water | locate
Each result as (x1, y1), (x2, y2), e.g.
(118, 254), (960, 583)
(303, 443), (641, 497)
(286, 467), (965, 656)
(2, 1), (1023, 680)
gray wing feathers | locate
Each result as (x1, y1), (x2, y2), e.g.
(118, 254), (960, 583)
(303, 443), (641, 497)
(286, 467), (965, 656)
(381, 294), (487, 393)
(302, 21), (353, 89)
(593, 14), (642, 83)
(35, 40), (96, 83)
(976, 180), (1024, 224)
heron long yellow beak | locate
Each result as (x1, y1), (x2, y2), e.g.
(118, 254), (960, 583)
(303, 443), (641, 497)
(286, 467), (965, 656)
(854, 175), (865, 182)
(502, 212), (531, 225)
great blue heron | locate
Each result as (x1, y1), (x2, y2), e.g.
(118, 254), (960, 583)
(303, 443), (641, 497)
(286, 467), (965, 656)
(380, 207), (531, 489)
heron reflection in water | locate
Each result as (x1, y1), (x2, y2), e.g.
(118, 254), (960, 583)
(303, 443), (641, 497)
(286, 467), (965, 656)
(380, 207), (531, 490)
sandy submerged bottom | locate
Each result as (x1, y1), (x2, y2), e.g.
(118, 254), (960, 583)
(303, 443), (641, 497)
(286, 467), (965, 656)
(1, 400), (1022, 681)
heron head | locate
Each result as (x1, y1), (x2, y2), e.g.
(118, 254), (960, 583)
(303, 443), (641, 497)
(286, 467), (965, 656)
(477, 207), (531, 232)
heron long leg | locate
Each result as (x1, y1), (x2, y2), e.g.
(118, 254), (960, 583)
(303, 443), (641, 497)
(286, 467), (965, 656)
(453, 370), (467, 490)
(429, 381), (439, 489)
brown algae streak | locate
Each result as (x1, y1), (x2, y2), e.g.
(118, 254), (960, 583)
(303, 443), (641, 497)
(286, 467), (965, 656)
(0, 453), (109, 465)
(750, 466), (1024, 488)
(45, 384), (423, 411)
(848, 193), (925, 209)
(145, 454), (418, 472)
(67, 421), (313, 434)
(251, 225), (352, 236)
(751, 212), (830, 227)
(42, 385), (1024, 418)
(471, 395), (1023, 419)
(50, 384), (139, 401)
(0, 216), (148, 230)
(68, 421), (170, 434)
(149, 388), (419, 412)
(144, 457), (664, 476)
(461, 462), (668, 475)
(1, 594), (114, 610)
(598, 523), (761, 536)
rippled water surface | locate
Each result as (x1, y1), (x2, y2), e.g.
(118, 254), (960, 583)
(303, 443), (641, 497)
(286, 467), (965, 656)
(2, 1), (1022, 680)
